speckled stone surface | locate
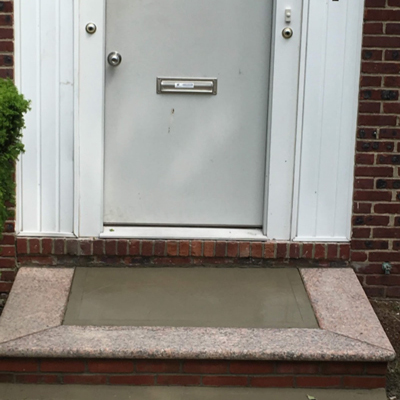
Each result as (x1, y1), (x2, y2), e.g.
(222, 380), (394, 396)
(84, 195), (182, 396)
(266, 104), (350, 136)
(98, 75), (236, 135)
(0, 267), (74, 344)
(300, 268), (393, 351)
(0, 325), (394, 361)
(0, 267), (395, 362)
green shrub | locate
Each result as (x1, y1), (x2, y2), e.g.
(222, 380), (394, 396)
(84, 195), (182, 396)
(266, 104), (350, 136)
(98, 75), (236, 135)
(0, 79), (30, 235)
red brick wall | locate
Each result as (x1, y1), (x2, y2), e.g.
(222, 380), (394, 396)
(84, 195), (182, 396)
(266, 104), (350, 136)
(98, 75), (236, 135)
(0, 359), (387, 389)
(0, 0), (15, 314)
(352, 0), (400, 298)
(1, 0), (400, 302)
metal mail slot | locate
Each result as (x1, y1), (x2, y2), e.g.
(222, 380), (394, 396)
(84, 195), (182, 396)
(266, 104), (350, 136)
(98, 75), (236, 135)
(157, 77), (217, 95)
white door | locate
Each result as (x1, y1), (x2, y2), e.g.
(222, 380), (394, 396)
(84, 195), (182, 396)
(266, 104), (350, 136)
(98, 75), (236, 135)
(104, 0), (273, 227)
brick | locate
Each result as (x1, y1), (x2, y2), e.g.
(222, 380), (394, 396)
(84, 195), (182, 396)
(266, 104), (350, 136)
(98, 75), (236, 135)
(239, 242), (250, 258)
(321, 362), (364, 375)
(141, 240), (153, 257)
(353, 202), (372, 213)
(289, 243), (300, 259)
(366, 275), (400, 286)
(364, 286), (386, 297)
(276, 243), (287, 259)
(352, 240), (388, 250)
(87, 360), (134, 373)
(136, 360), (180, 373)
(276, 362), (319, 375)
(29, 239), (40, 254)
(105, 240), (117, 256)
(250, 242), (263, 258)
(0, 374), (13, 383)
(352, 251), (368, 262)
(355, 153), (374, 165)
(191, 241), (203, 257)
(361, 76), (381, 87)
(63, 375), (107, 385)
(153, 240), (165, 257)
(166, 241), (178, 257)
(0, 258), (16, 268)
(302, 243), (313, 259)
(0, 359), (38, 372)
(215, 241), (226, 257)
(314, 244), (325, 260)
(343, 376), (386, 389)
(66, 240), (79, 256)
(0, 282), (12, 292)
(365, 0), (386, 6)
(230, 361), (274, 374)
(226, 242), (238, 258)
(79, 240), (92, 256)
(264, 243), (275, 258)
(110, 375), (155, 385)
(178, 241), (189, 257)
(183, 360), (228, 374)
(251, 376), (293, 388)
(386, 287), (400, 297)
(0, 246), (14, 257)
(365, 363), (387, 375)
(157, 375), (201, 386)
(16, 238), (27, 254)
(296, 376), (341, 388)
(374, 228), (400, 238)
(129, 240), (140, 256)
(203, 241), (215, 257)
(355, 166), (393, 177)
(40, 359), (85, 373)
(363, 23), (384, 34)
(54, 239), (65, 255)
(358, 102), (380, 113)
(16, 374), (59, 384)
(203, 376), (248, 387)
(116, 240), (128, 256)
(353, 191), (392, 201)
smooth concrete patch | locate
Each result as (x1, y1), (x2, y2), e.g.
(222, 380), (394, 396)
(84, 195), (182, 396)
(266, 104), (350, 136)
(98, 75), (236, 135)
(0, 385), (387, 400)
(63, 268), (318, 328)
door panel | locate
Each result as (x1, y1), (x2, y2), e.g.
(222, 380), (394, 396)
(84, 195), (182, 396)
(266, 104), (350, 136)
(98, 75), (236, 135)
(104, 0), (273, 227)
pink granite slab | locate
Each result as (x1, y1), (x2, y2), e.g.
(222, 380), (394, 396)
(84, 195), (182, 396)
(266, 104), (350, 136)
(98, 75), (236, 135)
(0, 325), (393, 361)
(0, 267), (74, 344)
(300, 268), (393, 351)
(0, 267), (395, 362)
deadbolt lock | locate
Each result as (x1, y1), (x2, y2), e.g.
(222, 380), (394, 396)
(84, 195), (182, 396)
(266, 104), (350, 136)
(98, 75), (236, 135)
(85, 23), (97, 34)
(282, 27), (293, 39)
(108, 52), (122, 67)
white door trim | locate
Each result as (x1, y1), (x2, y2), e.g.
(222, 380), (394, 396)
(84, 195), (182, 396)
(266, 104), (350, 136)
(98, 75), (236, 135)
(76, 0), (305, 240)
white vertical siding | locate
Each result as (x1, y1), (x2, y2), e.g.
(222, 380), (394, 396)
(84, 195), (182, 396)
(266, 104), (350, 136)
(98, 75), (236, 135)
(295, 0), (364, 241)
(17, 0), (74, 235)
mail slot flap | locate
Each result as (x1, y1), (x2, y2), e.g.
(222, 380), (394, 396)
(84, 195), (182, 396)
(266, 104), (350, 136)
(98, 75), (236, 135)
(157, 77), (217, 95)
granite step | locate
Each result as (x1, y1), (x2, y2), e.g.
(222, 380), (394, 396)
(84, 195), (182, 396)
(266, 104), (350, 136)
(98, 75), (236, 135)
(0, 266), (395, 391)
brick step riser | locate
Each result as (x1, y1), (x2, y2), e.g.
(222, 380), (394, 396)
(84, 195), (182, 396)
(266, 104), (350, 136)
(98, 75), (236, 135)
(0, 359), (387, 389)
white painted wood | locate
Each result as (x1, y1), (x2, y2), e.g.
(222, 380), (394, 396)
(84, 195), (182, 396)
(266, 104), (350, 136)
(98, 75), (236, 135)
(294, 0), (364, 241)
(76, 0), (105, 237)
(101, 227), (268, 241)
(17, 0), (74, 235)
(264, 0), (303, 240)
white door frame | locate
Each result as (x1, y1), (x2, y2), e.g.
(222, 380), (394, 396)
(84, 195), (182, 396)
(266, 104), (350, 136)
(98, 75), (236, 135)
(75, 0), (307, 240)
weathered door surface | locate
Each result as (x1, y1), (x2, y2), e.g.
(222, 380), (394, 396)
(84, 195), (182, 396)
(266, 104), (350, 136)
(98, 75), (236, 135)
(104, 0), (273, 227)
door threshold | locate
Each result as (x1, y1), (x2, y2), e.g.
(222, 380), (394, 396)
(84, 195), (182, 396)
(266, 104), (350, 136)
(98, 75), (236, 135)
(100, 226), (268, 241)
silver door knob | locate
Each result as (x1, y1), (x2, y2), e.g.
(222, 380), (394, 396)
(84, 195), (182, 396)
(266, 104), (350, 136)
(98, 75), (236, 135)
(108, 52), (122, 67)
(282, 28), (293, 39)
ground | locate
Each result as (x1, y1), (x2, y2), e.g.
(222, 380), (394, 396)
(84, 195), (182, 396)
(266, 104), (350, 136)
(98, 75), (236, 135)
(371, 299), (400, 400)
